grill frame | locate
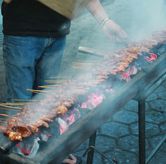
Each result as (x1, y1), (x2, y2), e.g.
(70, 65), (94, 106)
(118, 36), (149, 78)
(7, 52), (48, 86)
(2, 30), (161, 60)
(0, 44), (166, 164)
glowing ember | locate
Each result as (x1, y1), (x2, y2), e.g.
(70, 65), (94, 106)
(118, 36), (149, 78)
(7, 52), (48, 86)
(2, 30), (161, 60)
(121, 66), (138, 81)
(80, 93), (105, 109)
(145, 53), (158, 62)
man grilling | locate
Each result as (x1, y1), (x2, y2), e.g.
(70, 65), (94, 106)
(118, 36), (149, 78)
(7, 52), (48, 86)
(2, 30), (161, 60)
(1, 0), (127, 102)
(1, 0), (127, 161)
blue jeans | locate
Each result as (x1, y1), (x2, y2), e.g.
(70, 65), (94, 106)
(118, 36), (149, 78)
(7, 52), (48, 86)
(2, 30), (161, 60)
(3, 35), (66, 101)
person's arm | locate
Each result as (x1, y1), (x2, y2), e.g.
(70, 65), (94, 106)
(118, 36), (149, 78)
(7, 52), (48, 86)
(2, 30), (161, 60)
(87, 0), (127, 40)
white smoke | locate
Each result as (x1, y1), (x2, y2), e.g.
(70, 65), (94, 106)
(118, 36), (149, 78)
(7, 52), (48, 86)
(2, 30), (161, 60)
(112, 0), (166, 40)
(129, 0), (166, 39)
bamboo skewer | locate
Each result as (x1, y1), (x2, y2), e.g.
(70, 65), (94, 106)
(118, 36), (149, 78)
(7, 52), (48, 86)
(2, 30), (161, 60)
(12, 99), (39, 102)
(0, 102), (26, 106)
(72, 60), (101, 64)
(38, 85), (69, 89)
(40, 79), (102, 89)
(72, 66), (92, 70)
(52, 81), (70, 84)
(44, 80), (69, 85)
(72, 62), (100, 67)
(0, 104), (22, 110)
(48, 76), (70, 79)
(0, 113), (10, 117)
(26, 89), (49, 93)
(38, 85), (52, 89)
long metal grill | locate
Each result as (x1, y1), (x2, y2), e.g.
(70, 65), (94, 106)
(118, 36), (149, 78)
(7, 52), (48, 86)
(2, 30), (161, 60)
(0, 30), (166, 164)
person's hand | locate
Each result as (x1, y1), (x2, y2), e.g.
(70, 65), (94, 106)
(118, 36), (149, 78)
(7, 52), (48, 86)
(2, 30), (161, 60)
(62, 154), (77, 164)
(101, 18), (128, 42)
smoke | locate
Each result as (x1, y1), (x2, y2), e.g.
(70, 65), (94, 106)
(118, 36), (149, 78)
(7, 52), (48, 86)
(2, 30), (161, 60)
(2, 0), (166, 159)
(88, 0), (166, 42)
(2, 0), (166, 132)
(113, 0), (166, 40)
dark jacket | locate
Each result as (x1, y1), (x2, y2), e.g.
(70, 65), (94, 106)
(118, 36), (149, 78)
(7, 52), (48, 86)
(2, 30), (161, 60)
(1, 0), (71, 37)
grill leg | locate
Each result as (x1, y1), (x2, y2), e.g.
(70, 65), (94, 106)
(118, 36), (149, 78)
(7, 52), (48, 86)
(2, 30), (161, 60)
(138, 99), (146, 164)
(87, 131), (97, 164)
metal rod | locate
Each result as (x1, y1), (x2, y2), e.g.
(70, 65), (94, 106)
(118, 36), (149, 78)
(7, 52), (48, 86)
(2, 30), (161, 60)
(138, 99), (146, 164)
(87, 131), (97, 164)
(146, 134), (166, 163)
(78, 46), (105, 58)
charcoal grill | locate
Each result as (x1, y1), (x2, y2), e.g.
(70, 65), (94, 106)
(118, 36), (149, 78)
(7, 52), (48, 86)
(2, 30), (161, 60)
(0, 37), (166, 164)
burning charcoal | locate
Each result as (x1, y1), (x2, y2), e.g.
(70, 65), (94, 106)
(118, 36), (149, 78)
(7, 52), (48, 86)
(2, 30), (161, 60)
(12, 137), (40, 158)
(145, 53), (158, 62)
(57, 118), (68, 135)
(121, 66), (138, 82)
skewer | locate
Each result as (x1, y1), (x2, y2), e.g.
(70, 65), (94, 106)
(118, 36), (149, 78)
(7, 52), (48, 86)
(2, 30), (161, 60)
(72, 61), (100, 65)
(0, 104), (22, 110)
(0, 114), (10, 117)
(38, 85), (70, 89)
(78, 46), (106, 58)
(38, 85), (61, 89)
(71, 64), (95, 69)
(0, 102), (26, 106)
(73, 59), (101, 63)
(76, 57), (104, 62)
(52, 80), (71, 84)
(48, 79), (72, 83)
(39, 79), (99, 89)
(12, 99), (39, 102)
(26, 89), (48, 93)
(38, 85), (53, 89)
(44, 80), (70, 85)
(72, 65), (92, 70)
(48, 76), (70, 79)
